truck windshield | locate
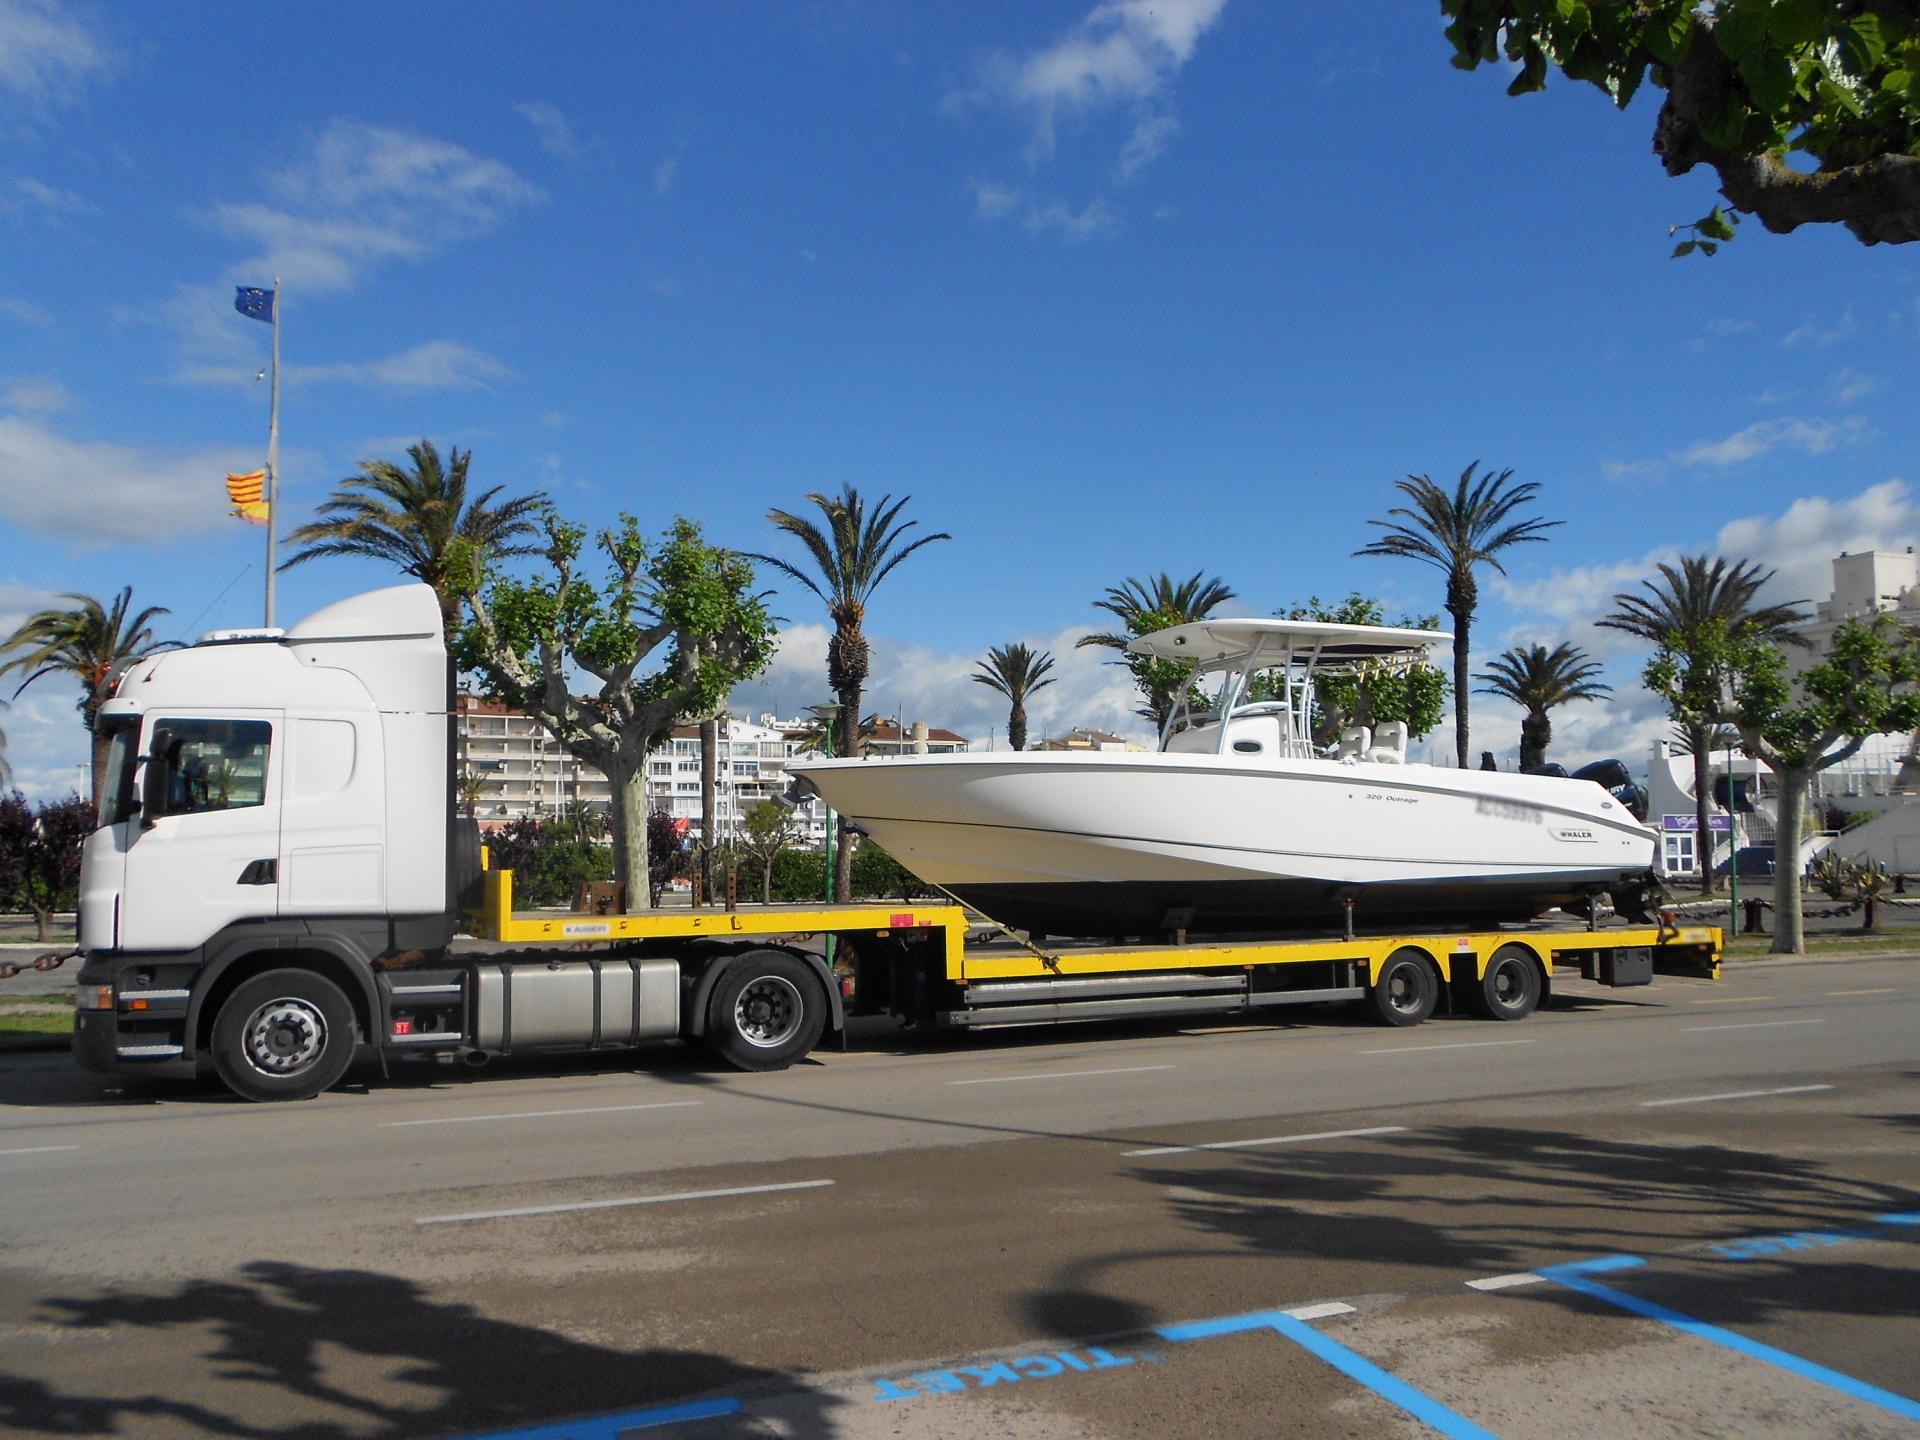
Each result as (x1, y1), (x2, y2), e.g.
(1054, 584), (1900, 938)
(97, 718), (140, 828)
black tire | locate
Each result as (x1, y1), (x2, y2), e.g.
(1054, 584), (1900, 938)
(1367, 947), (1439, 1027)
(706, 951), (826, 1071)
(1470, 944), (1542, 1021)
(210, 969), (358, 1101)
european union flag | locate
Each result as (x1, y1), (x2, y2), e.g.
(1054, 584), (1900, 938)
(234, 286), (275, 323)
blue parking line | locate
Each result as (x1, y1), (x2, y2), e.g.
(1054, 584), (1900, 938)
(451, 1395), (743, 1439)
(1159, 1309), (1497, 1440)
(1541, 1256), (1920, 1424)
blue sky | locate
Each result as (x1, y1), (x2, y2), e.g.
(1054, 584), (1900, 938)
(3, 0), (1915, 797)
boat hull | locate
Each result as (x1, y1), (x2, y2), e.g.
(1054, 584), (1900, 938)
(788, 752), (1659, 936)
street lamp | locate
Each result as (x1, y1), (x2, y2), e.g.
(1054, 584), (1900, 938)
(807, 702), (843, 970)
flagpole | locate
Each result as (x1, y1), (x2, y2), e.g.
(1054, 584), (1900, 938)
(264, 277), (282, 627)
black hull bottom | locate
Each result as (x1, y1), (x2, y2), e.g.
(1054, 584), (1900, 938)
(948, 871), (1651, 939)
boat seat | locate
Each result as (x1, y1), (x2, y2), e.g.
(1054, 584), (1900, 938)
(1336, 725), (1371, 760)
(1368, 720), (1408, 765)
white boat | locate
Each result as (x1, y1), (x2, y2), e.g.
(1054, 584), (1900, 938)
(787, 619), (1661, 937)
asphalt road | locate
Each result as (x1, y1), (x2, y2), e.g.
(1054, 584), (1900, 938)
(0, 956), (1915, 1438)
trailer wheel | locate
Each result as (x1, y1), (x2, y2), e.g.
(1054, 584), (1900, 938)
(707, 951), (826, 1071)
(1471, 944), (1542, 1021)
(1367, 948), (1438, 1027)
(211, 969), (358, 1101)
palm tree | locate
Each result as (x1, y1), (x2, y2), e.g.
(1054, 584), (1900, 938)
(457, 770), (488, 818)
(1355, 462), (1559, 768)
(0, 699), (10, 789)
(0, 589), (177, 805)
(1076, 571), (1237, 728)
(750, 487), (950, 900)
(972, 643), (1057, 751)
(280, 440), (546, 637)
(1473, 642), (1610, 771)
(1600, 555), (1808, 894)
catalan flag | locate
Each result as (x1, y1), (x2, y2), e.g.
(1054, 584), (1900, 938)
(226, 469), (269, 526)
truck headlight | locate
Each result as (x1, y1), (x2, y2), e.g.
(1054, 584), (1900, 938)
(76, 985), (114, 1011)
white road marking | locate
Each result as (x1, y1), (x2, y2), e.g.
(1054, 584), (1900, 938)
(0, 1145), (77, 1157)
(950, 1064), (1175, 1087)
(1286, 1301), (1356, 1320)
(1829, 987), (1898, 997)
(1467, 1272), (1546, 1291)
(380, 1100), (702, 1129)
(1359, 1039), (1537, 1056)
(1681, 1019), (1825, 1034)
(416, 1178), (834, 1225)
(1641, 1084), (1832, 1109)
(1690, 995), (1775, 1005)
(1124, 1125), (1408, 1158)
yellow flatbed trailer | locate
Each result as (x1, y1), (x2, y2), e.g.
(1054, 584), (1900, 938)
(472, 869), (1718, 1046)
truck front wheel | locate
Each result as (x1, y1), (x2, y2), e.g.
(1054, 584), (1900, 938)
(706, 952), (826, 1071)
(211, 970), (358, 1101)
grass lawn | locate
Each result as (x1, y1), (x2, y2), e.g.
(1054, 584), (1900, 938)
(1721, 931), (1920, 961)
(0, 995), (74, 1051)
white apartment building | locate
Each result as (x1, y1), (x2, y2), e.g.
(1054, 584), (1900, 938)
(457, 698), (969, 846)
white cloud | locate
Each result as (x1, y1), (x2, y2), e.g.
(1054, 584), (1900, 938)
(971, 178), (1020, 220)
(0, 0), (115, 118)
(653, 153), (679, 197)
(513, 101), (598, 165)
(0, 295), (54, 328)
(1603, 415), (1871, 481)
(291, 341), (516, 392)
(1, 175), (92, 221)
(206, 119), (544, 295)
(1687, 316), (1756, 352)
(1782, 306), (1857, 349)
(958, 0), (1225, 176)
(1830, 367), (1880, 404)
(1, 376), (74, 412)
(0, 415), (261, 546)
(1022, 195), (1118, 243)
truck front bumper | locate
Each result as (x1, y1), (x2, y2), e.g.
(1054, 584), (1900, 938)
(71, 953), (199, 1079)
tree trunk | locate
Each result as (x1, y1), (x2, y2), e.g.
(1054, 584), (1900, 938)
(1008, 703), (1027, 753)
(1769, 769), (1807, 955)
(1690, 730), (1717, 897)
(834, 692), (858, 902)
(606, 760), (649, 906)
(1519, 714), (1549, 771)
(89, 728), (111, 812)
(32, 901), (52, 944)
(762, 857), (773, 904)
(700, 716), (719, 899)
(1449, 615), (1470, 769)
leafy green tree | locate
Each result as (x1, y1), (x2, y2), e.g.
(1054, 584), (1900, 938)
(1441, 1), (1920, 247)
(0, 588), (177, 806)
(1078, 571), (1237, 729)
(750, 487), (950, 901)
(281, 440), (546, 636)
(740, 799), (797, 903)
(972, 643), (1057, 751)
(850, 840), (928, 901)
(1268, 593), (1449, 745)
(1648, 614), (1920, 954)
(1474, 642), (1611, 770)
(458, 512), (776, 902)
(0, 791), (91, 941)
(1355, 464), (1559, 769)
(1601, 555), (1808, 894)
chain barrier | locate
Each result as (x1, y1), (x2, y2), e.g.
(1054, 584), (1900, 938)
(0, 950), (75, 981)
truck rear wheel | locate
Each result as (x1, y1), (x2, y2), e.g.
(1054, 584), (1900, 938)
(706, 951), (825, 1071)
(1470, 944), (1542, 1021)
(211, 969), (358, 1101)
(1367, 948), (1438, 1027)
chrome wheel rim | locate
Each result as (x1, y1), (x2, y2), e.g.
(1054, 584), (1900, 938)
(241, 997), (328, 1077)
(733, 975), (803, 1049)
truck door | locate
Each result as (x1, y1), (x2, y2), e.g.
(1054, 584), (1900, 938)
(121, 713), (283, 954)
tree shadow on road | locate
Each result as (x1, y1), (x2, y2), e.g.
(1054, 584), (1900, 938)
(0, 1260), (838, 1438)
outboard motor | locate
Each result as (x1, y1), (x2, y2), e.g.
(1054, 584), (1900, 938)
(1572, 758), (1632, 792)
(1522, 762), (1569, 779)
(1613, 783), (1650, 821)
(1711, 774), (1754, 812)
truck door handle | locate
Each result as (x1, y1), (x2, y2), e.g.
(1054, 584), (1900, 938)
(237, 859), (277, 885)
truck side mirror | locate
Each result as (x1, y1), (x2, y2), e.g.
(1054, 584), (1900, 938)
(140, 727), (175, 831)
